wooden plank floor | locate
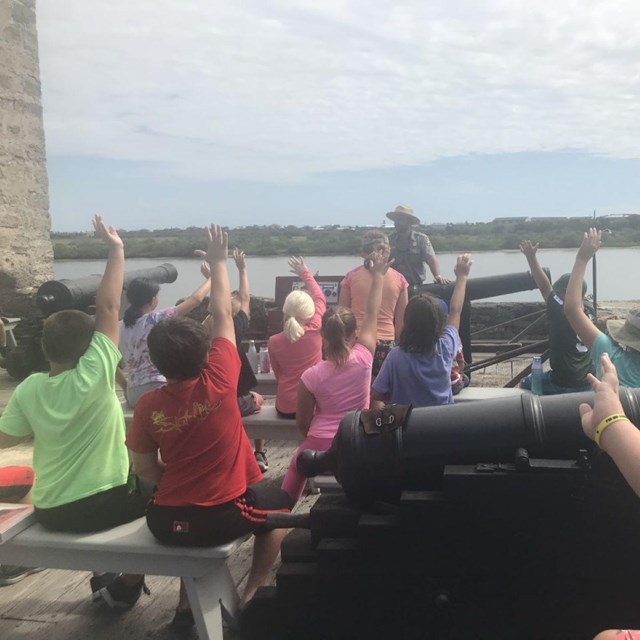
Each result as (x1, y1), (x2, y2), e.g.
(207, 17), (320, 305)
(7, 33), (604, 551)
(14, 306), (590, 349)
(0, 354), (530, 639)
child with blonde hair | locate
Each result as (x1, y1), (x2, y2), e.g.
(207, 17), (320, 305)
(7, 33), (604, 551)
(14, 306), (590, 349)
(268, 257), (326, 418)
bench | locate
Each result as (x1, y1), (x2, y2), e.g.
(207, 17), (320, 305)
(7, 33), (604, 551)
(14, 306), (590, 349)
(454, 386), (526, 402)
(0, 517), (245, 640)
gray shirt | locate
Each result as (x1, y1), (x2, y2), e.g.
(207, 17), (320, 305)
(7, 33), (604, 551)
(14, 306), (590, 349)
(389, 230), (435, 286)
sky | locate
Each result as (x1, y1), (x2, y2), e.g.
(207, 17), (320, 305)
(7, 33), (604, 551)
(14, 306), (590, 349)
(37, 0), (640, 231)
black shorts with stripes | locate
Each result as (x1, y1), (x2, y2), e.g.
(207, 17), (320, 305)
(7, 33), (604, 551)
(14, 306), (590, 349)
(146, 481), (292, 547)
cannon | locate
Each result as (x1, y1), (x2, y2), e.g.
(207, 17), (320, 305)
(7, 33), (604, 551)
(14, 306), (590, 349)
(240, 392), (640, 639)
(414, 268), (551, 302)
(298, 388), (640, 505)
(4, 263), (178, 380)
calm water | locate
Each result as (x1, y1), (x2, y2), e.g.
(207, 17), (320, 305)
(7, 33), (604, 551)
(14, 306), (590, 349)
(54, 248), (640, 309)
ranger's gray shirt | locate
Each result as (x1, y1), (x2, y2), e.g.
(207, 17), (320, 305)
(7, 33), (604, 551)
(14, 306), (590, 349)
(389, 230), (435, 286)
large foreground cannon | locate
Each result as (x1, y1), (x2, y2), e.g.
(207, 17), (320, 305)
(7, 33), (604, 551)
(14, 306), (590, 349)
(299, 388), (640, 504)
(4, 264), (178, 380)
(241, 392), (640, 639)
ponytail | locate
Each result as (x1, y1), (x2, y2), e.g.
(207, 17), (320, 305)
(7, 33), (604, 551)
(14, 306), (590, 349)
(321, 306), (357, 367)
(284, 316), (305, 343)
(123, 278), (160, 328)
(282, 290), (314, 343)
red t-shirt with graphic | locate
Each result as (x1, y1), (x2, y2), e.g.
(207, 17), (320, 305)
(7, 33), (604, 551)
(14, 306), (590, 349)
(126, 337), (262, 507)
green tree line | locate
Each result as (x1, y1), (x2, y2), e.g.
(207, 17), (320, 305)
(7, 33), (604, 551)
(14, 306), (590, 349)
(52, 217), (640, 259)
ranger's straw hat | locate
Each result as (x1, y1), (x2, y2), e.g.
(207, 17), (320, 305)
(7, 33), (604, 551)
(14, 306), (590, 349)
(386, 205), (420, 226)
(606, 307), (640, 352)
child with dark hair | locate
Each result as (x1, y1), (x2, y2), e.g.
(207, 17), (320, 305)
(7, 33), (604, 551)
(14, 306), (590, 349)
(371, 254), (472, 408)
(280, 250), (389, 504)
(0, 215), (149, 606)
(126, 225), (292, 624)
(519, 239), (595, 394)
(119, 264), (211, 407)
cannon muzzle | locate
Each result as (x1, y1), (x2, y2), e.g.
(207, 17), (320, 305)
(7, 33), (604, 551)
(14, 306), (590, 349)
(36, 263), (178, 315)
(414, 269), (551, 301)
(298, 388), (640, 505)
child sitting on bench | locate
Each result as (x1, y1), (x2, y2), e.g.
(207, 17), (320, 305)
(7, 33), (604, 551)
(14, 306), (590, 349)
(0, 215), (149, 607)
(126, 224), (291, 629)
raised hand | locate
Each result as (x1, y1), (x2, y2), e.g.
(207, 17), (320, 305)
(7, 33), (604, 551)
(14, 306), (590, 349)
(92, 214), (123, 249)
(204, 224), (228, 264)
(193, 249), (212, 278)
(519, 240), (539, 259)
(579, 354), (625, 443)
(367, 251), (392, 277)
(454, 253), (473, 278)
(288, 256), (307, 276)
(233, 248), (246, 271)
(577, 227), (602, 262)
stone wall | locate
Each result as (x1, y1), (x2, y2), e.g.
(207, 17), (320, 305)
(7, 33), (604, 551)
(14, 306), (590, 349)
(0, 0), (53, 315)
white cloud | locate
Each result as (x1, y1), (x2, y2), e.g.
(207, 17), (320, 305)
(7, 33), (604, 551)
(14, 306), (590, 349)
(38, 0), (640, 181)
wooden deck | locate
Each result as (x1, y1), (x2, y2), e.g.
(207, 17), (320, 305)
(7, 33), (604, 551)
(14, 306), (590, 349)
(0, 354), (530, 639)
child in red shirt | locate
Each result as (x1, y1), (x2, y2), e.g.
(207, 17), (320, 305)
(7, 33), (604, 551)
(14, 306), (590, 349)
(126, 224), (291, 625)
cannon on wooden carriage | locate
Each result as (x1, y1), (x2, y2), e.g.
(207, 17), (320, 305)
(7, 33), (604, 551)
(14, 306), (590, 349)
(3, 264), (178, 380)
(241, 390), (640, 639)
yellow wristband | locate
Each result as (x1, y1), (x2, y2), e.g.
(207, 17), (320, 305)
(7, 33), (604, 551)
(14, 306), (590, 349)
(594, 413), (628, 447)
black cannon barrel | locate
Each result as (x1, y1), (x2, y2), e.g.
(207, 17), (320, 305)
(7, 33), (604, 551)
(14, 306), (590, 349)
(415, 268), (551, 301)
(298, 388), (640, 504)
(36, 263), (178, 316)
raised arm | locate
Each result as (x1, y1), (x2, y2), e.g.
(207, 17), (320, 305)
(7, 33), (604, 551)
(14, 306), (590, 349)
(93, 215), (124, 345)
(289, 257), (326, 330)
(580, 354), (640, 497)
(175, 254), (211, 317)
(447, 254), (473, 330)
(519, 240), (552, 301)
(564, 228), (602, 349)
(205, 225), (235, 343)
(357, 252), (388, 355)
(234, 248), (250, 316)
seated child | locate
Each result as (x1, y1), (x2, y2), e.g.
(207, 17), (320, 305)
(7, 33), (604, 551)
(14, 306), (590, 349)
(0, 215), (148, 607)
(564, 229), (640, 387)
(280, 250), (388, 504)
(126, 224), (291, 623)
(119, 263), (211, 407)
(371, 254), (472, 408)
(268, 256), (326, 419)
(519, 239), (594, 394)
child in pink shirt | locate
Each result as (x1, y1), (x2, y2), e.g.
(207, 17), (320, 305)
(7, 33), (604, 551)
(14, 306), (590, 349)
(268, 257), (326, 417)
(281, 251), (388, 503)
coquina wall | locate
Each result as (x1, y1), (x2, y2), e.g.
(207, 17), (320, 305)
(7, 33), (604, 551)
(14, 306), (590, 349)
(0, 0), (53, 315)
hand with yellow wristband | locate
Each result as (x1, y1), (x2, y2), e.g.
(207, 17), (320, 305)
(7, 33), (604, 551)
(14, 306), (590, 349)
(579, 353), (630, 449)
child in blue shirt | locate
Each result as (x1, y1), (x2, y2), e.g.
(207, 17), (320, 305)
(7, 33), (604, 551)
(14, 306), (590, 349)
(371, 254), (472, 408)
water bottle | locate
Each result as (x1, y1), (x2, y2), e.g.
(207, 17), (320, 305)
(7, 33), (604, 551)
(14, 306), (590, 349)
(259, 346), (270, 374)
(247, 340), (259, 374)
(531, 356), (543, 396)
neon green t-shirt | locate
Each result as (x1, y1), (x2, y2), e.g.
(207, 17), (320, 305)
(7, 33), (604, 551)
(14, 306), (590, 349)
(0, 332), (129, 509)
